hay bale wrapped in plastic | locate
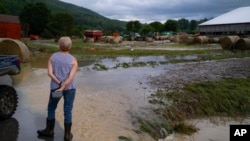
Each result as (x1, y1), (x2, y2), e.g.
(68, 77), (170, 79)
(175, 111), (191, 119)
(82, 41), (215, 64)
(193, 36), (209, 44)
(0, 38), (30, 62)
(220, 36), (240, 50)
(235, 38), (250, 50)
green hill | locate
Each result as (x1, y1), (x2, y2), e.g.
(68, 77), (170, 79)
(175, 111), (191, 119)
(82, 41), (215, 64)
(0, 0), (126, 33)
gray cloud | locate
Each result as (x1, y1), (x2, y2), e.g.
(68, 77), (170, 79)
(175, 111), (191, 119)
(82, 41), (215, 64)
(60, 0), (250, 23)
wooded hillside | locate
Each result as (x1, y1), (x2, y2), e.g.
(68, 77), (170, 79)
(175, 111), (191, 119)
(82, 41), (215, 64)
(0, 0), (126, 32)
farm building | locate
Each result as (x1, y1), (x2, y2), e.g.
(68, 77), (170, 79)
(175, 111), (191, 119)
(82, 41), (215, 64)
(199, 6), (250, 36)
(84, 30), (103, 42)
(0, 14), (21, 39)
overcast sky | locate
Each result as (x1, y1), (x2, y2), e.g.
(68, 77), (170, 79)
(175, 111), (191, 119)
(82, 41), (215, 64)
(60, 0), (250, 23)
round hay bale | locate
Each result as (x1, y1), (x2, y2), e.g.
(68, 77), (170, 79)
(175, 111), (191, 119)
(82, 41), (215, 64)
(100, 36), (107, 42)
(235, 38), (250, 50)
(193, 36), (209, 44)
(159, 35), (168, 40)
(210, 37), (220, 43)
(184, 36), (194, 45)
(130, 36), (135, 41)
(220, 36), (240, 50)
(110, 36), (122, 44)
(85, 38), (94, 43)
(82, 35), (87, 42)
(154, 35), (160, 40)
(179, 35), (193, 44)
(0, 38), (30, 62)
(118, 36), (123, 43)
(105, 36), (113, 43)
(146, 37), (154, 42)
(170, 35), (180, 43)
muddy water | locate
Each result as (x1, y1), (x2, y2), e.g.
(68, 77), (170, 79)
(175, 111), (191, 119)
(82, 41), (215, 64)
(10, 55), (250, 141)
(12, 55), (168, 141)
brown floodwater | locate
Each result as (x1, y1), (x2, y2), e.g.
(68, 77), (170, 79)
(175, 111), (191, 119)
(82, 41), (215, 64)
(11, 55), (164, 141)
(3, 55), (249, 141)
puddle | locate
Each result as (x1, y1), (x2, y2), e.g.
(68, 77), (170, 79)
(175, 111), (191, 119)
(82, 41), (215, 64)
(174, 55), (197, 60)
(7, 55), (250, 141)
(12, 55), (169, 141)
(27, 54), (199, 69)
(168, 117), (250, 141)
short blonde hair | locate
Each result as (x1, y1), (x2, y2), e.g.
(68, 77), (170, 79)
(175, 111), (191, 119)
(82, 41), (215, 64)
(58, 36), (72, 51)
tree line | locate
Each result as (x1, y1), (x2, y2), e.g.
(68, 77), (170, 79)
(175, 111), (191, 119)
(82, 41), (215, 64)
(126, 18), (209, 37)
(1, 1), (210, 39)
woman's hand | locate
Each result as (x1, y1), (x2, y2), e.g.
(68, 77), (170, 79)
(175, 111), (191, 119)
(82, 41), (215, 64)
(56, 83), (66, 92)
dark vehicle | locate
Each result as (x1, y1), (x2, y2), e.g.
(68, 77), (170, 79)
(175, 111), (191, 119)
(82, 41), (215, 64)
(0, 55), (21, 120)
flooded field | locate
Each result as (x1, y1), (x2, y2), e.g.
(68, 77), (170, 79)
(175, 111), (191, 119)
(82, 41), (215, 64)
(11, 55), (167, 141)
(2, 54), (250, 141)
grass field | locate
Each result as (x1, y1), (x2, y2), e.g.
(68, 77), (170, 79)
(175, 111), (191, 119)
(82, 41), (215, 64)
(26, 39), (250, 62)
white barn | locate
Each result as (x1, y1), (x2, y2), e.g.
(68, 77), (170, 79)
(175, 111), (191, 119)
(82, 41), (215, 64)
(199, 6), (250, 36)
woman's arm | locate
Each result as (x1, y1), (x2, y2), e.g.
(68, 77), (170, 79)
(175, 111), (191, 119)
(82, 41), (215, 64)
(48, 56), (61, 85)
(59, 57), (78, 90)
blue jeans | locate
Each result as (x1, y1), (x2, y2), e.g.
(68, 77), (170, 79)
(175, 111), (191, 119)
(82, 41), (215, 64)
(47, 89), (76, 123)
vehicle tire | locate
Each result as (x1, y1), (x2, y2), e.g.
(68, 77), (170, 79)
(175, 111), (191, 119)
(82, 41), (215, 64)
(0, 85), (18, 120)
(0, 118), (19, 140)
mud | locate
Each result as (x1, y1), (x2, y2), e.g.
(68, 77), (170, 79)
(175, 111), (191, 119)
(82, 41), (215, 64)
(11, 63), (164, 141)
(148, 57), (250, 141)
(148, 57), (250, 90)
(1, 56), (250, 141)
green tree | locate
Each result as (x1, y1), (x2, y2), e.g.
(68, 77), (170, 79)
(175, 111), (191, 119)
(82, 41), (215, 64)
(0, 2), (7, 14)
(190, 20), (198, 33)
(126, 21), (134, 32)
(140, 24), (154, 35)
(149, 21), (164, 32)
(71, 25), (85, 37)
(126, 20), (142, 33)
(178, 18), (190, 32)
(198, 18), (209, 24)
(164, 19), (179, 32)
(19, 2), (51, 36)
(45, 12), (74, 38)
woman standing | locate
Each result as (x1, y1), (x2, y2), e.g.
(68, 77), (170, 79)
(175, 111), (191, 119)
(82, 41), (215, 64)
(37, 36), (78, 141)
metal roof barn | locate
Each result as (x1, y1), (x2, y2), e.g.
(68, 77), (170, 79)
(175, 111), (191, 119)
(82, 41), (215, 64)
(199, 6), (250, 36)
